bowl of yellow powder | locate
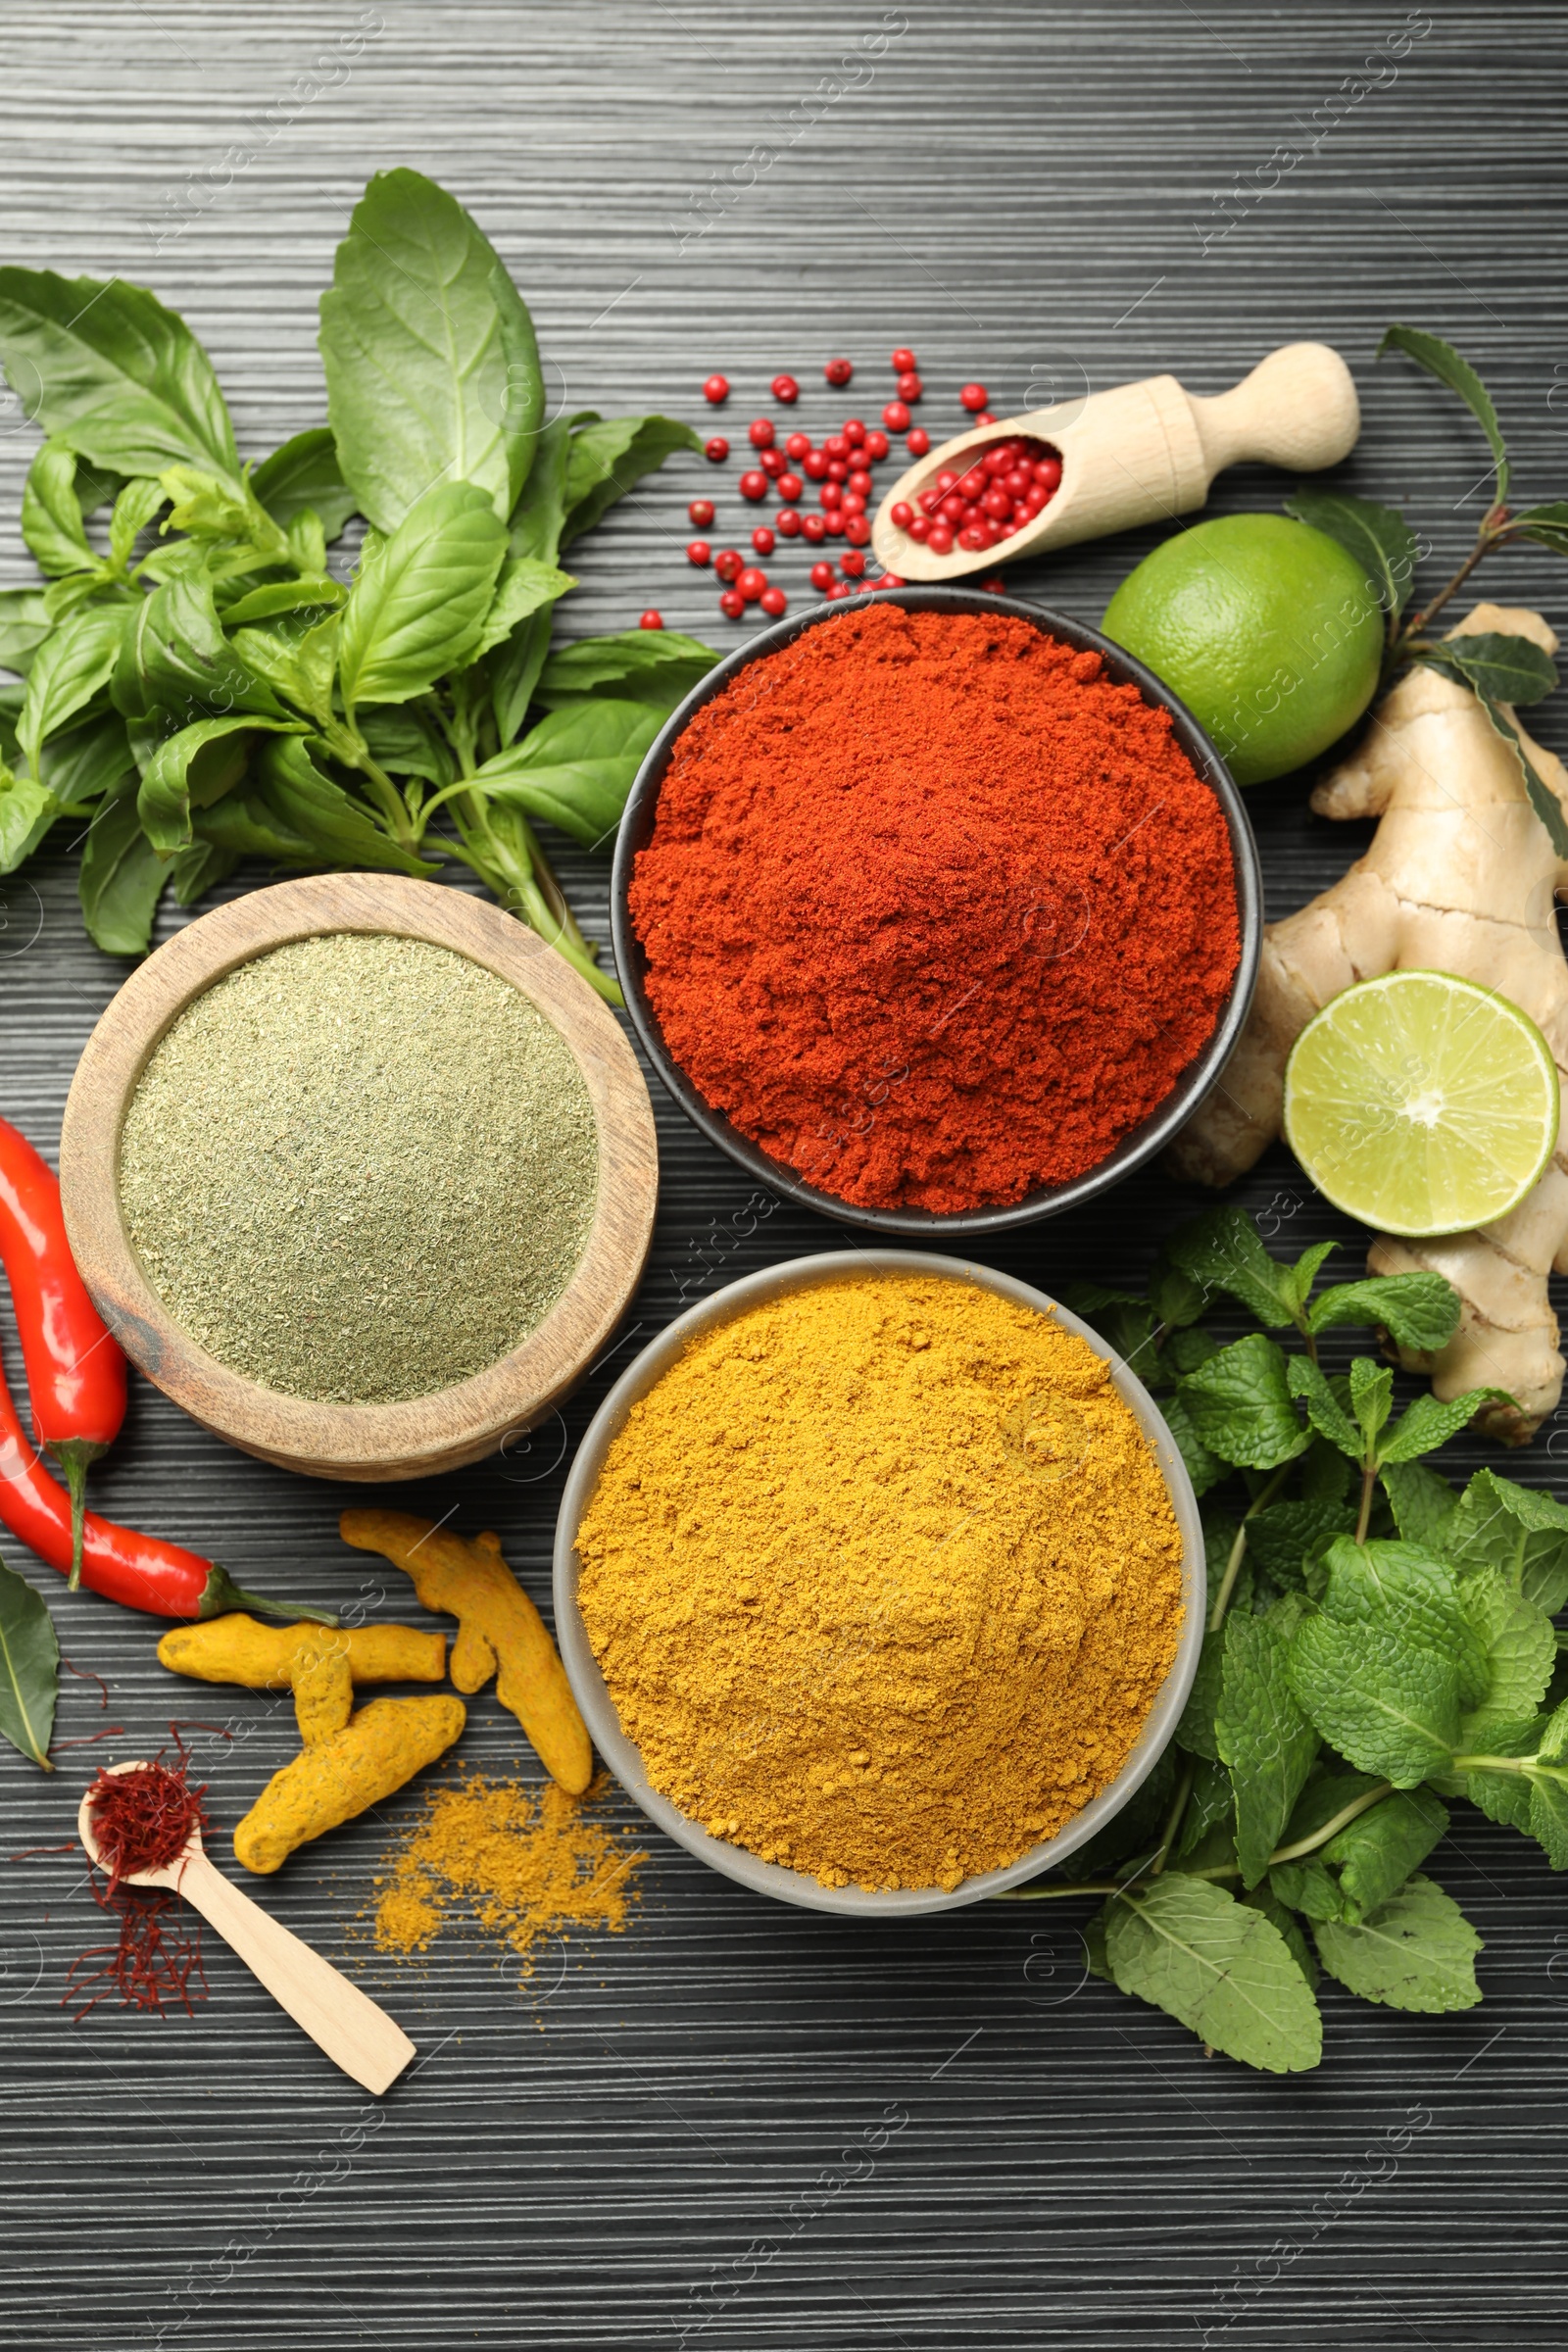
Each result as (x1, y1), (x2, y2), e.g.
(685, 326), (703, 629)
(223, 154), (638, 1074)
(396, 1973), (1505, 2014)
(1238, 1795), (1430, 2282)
(556, 1254), (1204, 1917)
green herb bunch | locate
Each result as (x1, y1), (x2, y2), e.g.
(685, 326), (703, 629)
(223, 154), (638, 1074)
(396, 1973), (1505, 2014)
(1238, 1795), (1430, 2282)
(1006, 1204), (1568, 2076)
(1287, 323), (1568, 857)
(0, 169), (716, 1002)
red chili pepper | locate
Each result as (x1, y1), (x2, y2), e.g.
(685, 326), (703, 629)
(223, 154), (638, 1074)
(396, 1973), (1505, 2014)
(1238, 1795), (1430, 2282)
(0, 1336), (333, 1624)
(0, 1117), (126, 1589)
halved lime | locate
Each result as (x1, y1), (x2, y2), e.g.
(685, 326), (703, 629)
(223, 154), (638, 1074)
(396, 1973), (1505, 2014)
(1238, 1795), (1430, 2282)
(1283, 971), (1561, 1236)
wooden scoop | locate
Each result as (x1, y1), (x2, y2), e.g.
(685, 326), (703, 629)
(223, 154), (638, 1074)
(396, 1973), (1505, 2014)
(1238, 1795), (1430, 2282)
(79, 1760), (415, 2095)
(870, 342), (1359, 582)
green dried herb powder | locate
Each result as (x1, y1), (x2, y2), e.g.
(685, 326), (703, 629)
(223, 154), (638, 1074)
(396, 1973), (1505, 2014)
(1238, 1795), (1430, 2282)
(119, 932), (599, 1404)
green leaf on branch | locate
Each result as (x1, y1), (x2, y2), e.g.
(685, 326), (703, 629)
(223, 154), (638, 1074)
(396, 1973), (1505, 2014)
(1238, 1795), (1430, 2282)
(135, 714), (305, 854)
(534, 628), (719, 708)
(77, 772), (169, 954)
(467, 557), (578, 663)
(1215, 1604), (1319, 1887)
(19, 602), (130, 774)
(0, 268), (242, 484)
(1245, 1497), (1355, 1591)
(0, 589), (52, 677)
(472, 695), (667, 848)
(0, 1552), (57, 1769)
(0, 766), (56, 873)
(320, 167), (543, 532)
(1379, 323), (1508, 498)
(1312, 1873), (1482, 2013)
(110, 477), (170, 569)
(112, 566), (290, 732)
(1157, 1390), (1228, 1497)
(1417, 629), (1556, 708)
(336, 482), (506, 713)
(561, 414), (705, 544)
(1180, 1335), (1308, 1470)
(1509, 500), (1568, 559)
(240, 734), (434, 877)
(1456, 1566), (1555, 1742)
(1348, 1357), (1396, 1456)
(22, 443), (93, 576)
(1164, 1204), (1294, 1328)
(1440, 1468), (1568, 1615)
(1283, 486), (1420, 617)
(1286, 1355), (1361, 1459)
(1241, 1886), (1319, 1987)
(251, 426), (358, 539)
(1103, 1874), (1322, 2074)
(1318, 1537), (1478, 1680)
(1319, 1787), (1447, 1924)
(1307, 1272), (1461, 1352)
(1377, 1385), (1513, 1465)
(1288, 1617), (1459, 1786)
(1380, 1459), (1456, 1548)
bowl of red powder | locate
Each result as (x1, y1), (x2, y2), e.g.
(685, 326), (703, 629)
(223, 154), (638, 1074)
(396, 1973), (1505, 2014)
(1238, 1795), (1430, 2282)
(612, 590), (1260, 1231)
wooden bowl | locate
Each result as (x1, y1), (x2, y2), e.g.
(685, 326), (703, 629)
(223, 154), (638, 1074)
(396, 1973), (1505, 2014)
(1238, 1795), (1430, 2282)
(60, 874), (658, 1483)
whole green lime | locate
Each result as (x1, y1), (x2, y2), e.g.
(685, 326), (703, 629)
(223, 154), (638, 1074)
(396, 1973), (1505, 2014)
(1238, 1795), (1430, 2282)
(1101, 514), (1385, 785)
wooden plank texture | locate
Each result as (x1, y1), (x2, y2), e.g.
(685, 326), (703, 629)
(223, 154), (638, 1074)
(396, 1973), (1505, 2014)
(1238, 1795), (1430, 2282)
(2, 4), (1568, 2347)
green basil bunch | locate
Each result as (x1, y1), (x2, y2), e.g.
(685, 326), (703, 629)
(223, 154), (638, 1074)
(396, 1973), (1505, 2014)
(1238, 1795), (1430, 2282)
(0, 169), (715, 1003)
(1005, 1205), (1568, 2075)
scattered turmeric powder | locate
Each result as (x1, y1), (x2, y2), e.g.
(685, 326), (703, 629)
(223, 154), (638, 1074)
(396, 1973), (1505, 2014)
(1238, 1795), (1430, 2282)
(340, 1511), (592, 1794)
(574, 1272), (1186, 1891)
(372, 1771), (643, 1971)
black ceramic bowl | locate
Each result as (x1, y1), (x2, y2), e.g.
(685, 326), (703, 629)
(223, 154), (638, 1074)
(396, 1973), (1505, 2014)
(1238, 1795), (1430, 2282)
(611, 586), (1262, 1237)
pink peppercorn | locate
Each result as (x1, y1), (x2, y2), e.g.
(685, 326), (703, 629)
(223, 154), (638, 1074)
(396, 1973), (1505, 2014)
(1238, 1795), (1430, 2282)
(718, 588), (745, 619)
(749, 417), (775, 449)
(883, 400), (910, 432)
(784, 430), (811, 459)
(738, 469), (768, 502)
(759, 585), (787, 615)
(686, 539), (711, 565)
(640, 610), (664, 628)
(771, 374), (800, 403)
(840, 550), (866, 577)
(751, 525), (776, 556)
(705, 436), (729, 463)
(906, 428), (930, 457)
(736, 565), (767, 603)
(760, 448), (787, 478)
(714, 548), (744, 583)
(958, 382), (989, 412)
(809, 561), (835, 589)
(688, 497), (715, 526)
(863, 429), (890, 460)
(890, 346), (917, 372)
(777, 470), (804, 502)
(824, 357), (854, 386)
(776, 508), (803, 536)
(801, 512), (827, 543)
(703, 373), (729, 404)
(890, 501), (913, 528)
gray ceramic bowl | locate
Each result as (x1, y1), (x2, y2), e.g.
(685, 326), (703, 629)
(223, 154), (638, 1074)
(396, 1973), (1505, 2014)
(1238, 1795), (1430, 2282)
(554, 1250), (1205, 1919)
(611, 585), (1262, 1239)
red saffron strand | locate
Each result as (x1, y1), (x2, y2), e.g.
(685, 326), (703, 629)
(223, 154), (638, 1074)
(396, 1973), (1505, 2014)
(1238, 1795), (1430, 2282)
(67, 1740), (213, 2020)
(60, 1655), (111, 1709)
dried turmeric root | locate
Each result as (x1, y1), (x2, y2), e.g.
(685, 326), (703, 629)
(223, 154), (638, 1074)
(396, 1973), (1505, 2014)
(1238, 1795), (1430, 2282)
(1169, 601), (1568, 1442)
(158, 1615), (446, 1743)
(340, 1510), (593, 1795)
(234, 1694), (467, 1874)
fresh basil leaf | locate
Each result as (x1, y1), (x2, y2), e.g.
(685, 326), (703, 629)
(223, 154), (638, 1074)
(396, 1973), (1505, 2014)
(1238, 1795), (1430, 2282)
(113, 568), (288, 731)
(1288, 1615), (1459, 1786)
(508, 414), (585, 565)
(220, 577), (345, 627)
(356, 704), (454, 786)
(1216, 1605), (1319, 1888)
(561, 414), (706, 544)
(229, 612), (340, 729)
(1179, 1334), (1308, 1470)
(240, 733), (435, 877)
(19, 602), (130, 774)
(337, 482), (506, 714)
(0, 765), (56, 873)
(534, 627), (719, 708)
(320, 167), (543, 532)
(1282, 486), (1420, 617)
(76, 771), (169, 954)
(1457, 1566), (1555, 1743)
(1164, 1204), (1293, 1329)
(38, 711), (133, 810)
(0, 1551), (57, 1770)
(137, 714), (306, 854)
(1158, 1388), (1228, 1498)
(42, 572), (116, 625)
(1379, 1458), (1456, 1549)
(110, 476), (170, 569)
(0, 589), (52, 677)
(1104, 1873), (1322, 2074)
(472, 694), (665, 849)
(22, 442), (93, 576)
(467, 557), (577, 663)
(1377, 1385), (1513, 1465)
(171, 837), (241, 906)
(251, 426), (358, 539)
(1441, 1468), (1568, 1616)
(0, 269), (241, 483)
(1312, 1872), (1482, 2012)
(1306, 1271), (1461, 1352)
(157, 464), (258, 544)
(1509, 500), (1568, 559)
(1380, 322), (1509, 497)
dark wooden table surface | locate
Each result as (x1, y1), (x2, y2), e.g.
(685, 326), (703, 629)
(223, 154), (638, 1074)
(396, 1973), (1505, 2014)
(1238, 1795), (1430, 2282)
(3, 4), (1567, 2345)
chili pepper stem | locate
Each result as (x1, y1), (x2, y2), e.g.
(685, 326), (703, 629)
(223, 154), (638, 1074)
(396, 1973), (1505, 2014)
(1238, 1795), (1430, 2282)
(49, 1440), (107, 1593)
(199, 1567), (339, 1628)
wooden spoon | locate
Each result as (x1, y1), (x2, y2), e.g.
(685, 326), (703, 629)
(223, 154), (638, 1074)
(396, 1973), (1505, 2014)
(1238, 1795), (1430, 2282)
(870, 342), (1360, 582)
(79, 1760), (416, 2094)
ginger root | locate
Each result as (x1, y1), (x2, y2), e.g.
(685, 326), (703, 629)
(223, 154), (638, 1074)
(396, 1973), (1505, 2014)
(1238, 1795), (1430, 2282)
(234, 1694), (466, 1874)
(340, 1510), (593, 1795)
(1169, 602), (1568, 1443)
(159, 1614), (463, 1871)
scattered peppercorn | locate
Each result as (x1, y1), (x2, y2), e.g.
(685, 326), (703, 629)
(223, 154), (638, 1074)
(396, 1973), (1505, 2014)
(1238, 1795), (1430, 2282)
(703, 374), (730, 404)
(840, 550), (866, 577)
(686, 539), (711, 565)
(705, 435), (729, 463)
(688, 497), (715, 526)
(958, 382), (989, 412)
(890, 346), (917, 372)
(751, 526), (776, 556)
(738, 469), (768, 502)
(824, 357), (854, 386)
(736, 566), (767, 603)
(640, 611), (664, 630)
(906, 427), (930, 456)
(760, 586), (787, 616)
(896, 372), (922, 403)
(776, 509), (802, 537)
(714, 549), (744, 583)
(749, 417), (775, 449)
(883, 400), (910, 432)
(771, 373), (800, 403)
(718, 588), (745, 618)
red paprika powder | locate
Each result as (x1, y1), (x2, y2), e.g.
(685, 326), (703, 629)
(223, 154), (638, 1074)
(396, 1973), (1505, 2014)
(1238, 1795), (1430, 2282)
(629, 604), (1240, 1212)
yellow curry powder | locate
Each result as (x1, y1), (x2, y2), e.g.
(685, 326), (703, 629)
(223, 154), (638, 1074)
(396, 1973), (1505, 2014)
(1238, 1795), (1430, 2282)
(373, 1772), (643, 1967)
(575, 1274), (1185, 1891)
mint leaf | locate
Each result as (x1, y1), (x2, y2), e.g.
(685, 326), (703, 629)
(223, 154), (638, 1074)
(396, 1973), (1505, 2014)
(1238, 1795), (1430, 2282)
(1528, 1768), (1568, 1868)
(0, 1550), (57, 1769)
(1457, 1566), (1555, 1741)
(1318, 1536), (1477, 1677)
(1440, 1468), (1568, 1615)
(1241, 1885), (1319, 1987)
(1175, 1626), (1224, 1763)
(0, 268), (241, 486)
(1312, 1873), (1482, 2013)
(1378, 1385), (1513, 1465)
(1175, 1754), (1235, 1861)
(1321, 1787), (1446, 1924)
(1104, 1874), (1322, 2074)
(1286, 1355), (1360, 1458)
(1275, 1240), (1338, 1320)
(1307, 1272), (1461, 1352)
(1380, 1459), (1456, 1548)
(1348, 1357), (1395, 1454)
(1157, 1390), (1228, 1498)
(1379, 323), (1508, 497)
(1288, 1617), (1459, 1785)
(1215, 1605), (1319, 1887)
(1246, 1497), (1355, 1590)
(1180, 1335), (1307, 1470)
(1164, 1205), (1293, 1328)
(1282, 486), (1419, 617)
